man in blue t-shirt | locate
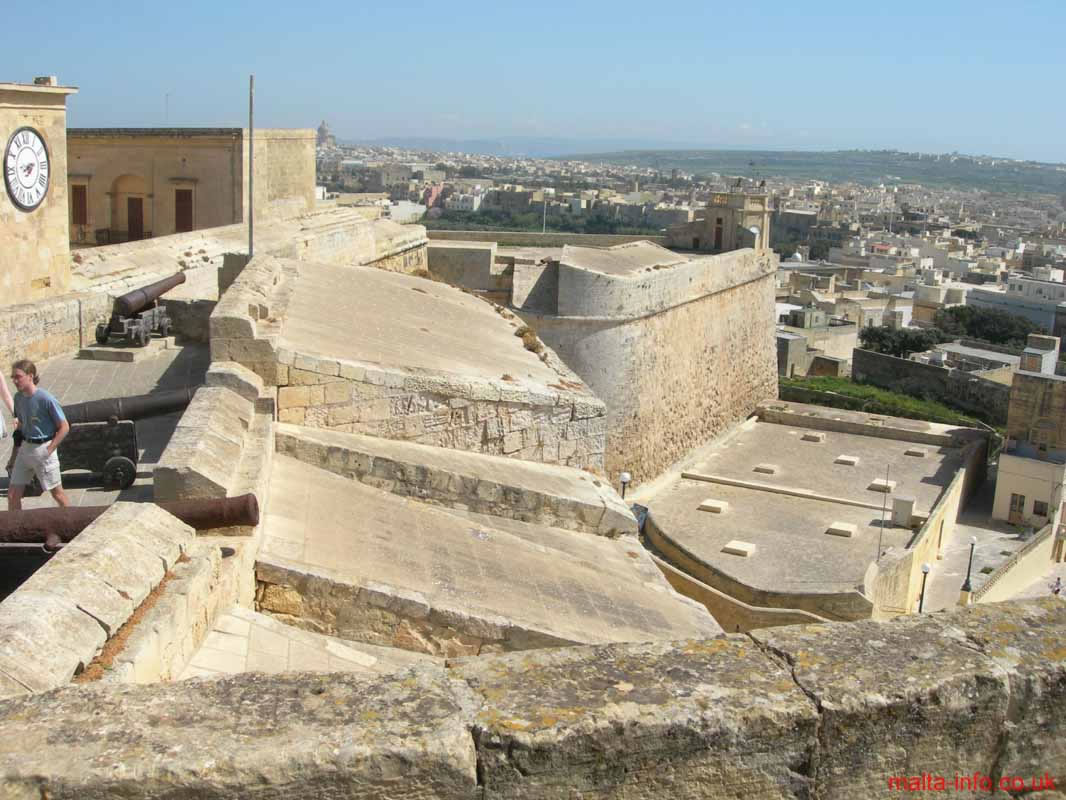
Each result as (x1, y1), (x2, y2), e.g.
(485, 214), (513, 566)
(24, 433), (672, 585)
(8, 359), (70, 511)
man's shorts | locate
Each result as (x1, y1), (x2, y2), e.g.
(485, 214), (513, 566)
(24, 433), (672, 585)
(10, 442), (62, 491)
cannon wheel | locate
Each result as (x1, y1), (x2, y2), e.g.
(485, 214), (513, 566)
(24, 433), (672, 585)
(159, 319), (171, 339)
(95, 324), (110, 345)
(102, 456), (137, 489)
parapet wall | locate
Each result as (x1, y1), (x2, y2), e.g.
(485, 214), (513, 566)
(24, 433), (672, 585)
(521, 249), (778, 483)
(0, 598), (1061, 798)
(427, 229), (668, 247)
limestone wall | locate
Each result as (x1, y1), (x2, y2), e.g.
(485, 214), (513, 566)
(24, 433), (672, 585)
(0, 290), (110, 368)
(652, 556), (829, 631)
(0, 598), (1061, 798)
(521, 250), (778, 483)
(974, 523), (1057, 604)
(852, 347), (1010, 425)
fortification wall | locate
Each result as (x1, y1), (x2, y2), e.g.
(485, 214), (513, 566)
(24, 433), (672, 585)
(521, 251), (777, 483)
(426, 229), (667, 247)
(2, 598), (1061, 798)
(852, 348), (1010, 424)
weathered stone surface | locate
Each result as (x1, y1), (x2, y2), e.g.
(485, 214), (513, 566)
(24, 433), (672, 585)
(0, 599), (1061, 798)
(0, 670), (477, 799)
(945, 597), (1066, 786)
(750, 611), (1014, 799)
(455, 637), (818, 799)
(0, 505), (194, 696)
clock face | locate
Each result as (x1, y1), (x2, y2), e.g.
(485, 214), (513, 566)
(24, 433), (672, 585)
(4, 127), (50, 212)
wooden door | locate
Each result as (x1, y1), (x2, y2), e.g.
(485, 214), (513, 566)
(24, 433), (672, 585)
(1009, 493), (1025, 525)
(127, 197), (144, 241)
(175, 189), (193, 233)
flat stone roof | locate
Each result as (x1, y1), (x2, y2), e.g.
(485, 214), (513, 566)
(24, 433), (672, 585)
(559, 241), (687, 276)
(261, 455), (720, 645)
(280, 262), (563, 385)
(647, 418), (971, 596)
(691, 420), (963, 514)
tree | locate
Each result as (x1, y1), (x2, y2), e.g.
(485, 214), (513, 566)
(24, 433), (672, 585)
(933, 306), (1041, 348)
(859, 326), (947, 358)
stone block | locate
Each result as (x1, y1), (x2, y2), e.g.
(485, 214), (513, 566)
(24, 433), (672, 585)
(278, 385), (310, 409)
(867, 478), (896, 493)
(834, 454), (859, 466)
(904, 447), (928, 458)
(155, 387), (255, 502)
(278, 406), (305, 424)
(801, 431), (826, 443)
(698, 499), (729, 514)
(753, 463), (778, 475)
(323, 381), (351, 404)
(825, 521), (857, 538)
(721, 540), (755, 556)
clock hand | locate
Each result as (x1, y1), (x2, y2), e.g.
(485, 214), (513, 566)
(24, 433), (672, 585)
(22, 163), (34, 177)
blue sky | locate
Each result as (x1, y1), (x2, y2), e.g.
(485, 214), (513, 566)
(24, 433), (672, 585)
(12, 0), (1066, 161)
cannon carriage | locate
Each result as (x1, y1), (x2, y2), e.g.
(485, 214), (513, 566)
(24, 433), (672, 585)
(95, 272), (186, 347)
(8, 388), (195, 492)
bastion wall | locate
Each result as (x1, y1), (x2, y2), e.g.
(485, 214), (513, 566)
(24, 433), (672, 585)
(518, 248), (778, 483)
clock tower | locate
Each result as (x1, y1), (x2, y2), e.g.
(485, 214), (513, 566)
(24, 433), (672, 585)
(0, 77), (78, 306)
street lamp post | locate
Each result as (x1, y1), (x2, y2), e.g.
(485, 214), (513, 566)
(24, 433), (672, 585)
(620, 471), (632, 500)
(918, 563), (931, 613)
(961, 536), (978, 593)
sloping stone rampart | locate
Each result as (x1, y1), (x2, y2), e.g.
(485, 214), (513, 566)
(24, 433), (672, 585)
(273, 423), (634, 536)
(0, 504), (194, 699)
(0, 598), (1061, 798)
(211, 256), (608, 470)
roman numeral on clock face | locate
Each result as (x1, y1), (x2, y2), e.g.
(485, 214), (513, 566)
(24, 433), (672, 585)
(38, 173), (46, 188)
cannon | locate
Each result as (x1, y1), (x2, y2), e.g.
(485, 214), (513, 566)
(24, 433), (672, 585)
(7, 389), (196, 491)
(0, 494), (260, 548)
(63, 388), (195, 425)
(95, 272), (186, 347)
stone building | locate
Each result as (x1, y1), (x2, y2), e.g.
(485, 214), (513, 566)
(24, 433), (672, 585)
(0, 78), (77, 305)
(993, 334), (1066, 527)
(666, 191), (771, 253)
(67, 128), (315, 245)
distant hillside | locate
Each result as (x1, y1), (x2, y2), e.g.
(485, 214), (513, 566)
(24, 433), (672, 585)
(558, 149), (1066, 194)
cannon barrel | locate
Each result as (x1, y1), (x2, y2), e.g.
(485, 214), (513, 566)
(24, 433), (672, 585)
(63, 388), (196, 425)
(0, 494), (260, 545)
(114, 272), (186, 317)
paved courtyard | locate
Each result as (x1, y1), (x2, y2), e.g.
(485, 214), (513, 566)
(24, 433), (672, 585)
(0, 345), (209, 596)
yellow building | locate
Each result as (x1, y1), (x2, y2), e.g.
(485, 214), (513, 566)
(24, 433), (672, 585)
(67, 127), (315, 246)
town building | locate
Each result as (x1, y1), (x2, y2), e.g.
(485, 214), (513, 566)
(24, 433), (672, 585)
(993, 334), (1066, 527)
(666, 191), (772, 253)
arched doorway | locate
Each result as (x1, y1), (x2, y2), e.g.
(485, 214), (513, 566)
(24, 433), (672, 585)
(110, 174), (150, 242)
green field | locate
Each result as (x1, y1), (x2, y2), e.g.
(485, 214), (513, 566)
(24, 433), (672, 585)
(778, 376), (996, 430)
(561, 149), (1066, 195)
